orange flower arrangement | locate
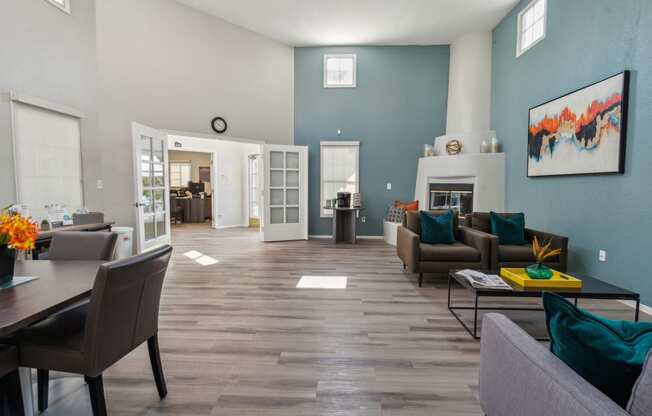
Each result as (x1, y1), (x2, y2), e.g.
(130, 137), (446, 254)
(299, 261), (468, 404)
(532, 236), (562, 264)
(0, 211), (39, 251)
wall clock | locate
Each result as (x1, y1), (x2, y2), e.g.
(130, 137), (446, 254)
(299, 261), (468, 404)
(211, 116), (227, 134)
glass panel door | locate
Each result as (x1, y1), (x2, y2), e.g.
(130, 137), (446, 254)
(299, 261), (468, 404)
(262, 145), (308, 241)
(132, 122), (170, 252)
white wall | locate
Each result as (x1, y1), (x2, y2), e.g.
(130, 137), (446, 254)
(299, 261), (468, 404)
(168, 134), (260, 228)
(96, 0), (294, 228)
(0, 0), (102, 210)
(445, 31), (492, 136)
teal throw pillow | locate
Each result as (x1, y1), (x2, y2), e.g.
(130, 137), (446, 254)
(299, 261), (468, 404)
(543, 292), (652, 408)
(490, 212), (527, 245)
(420, 210), (455, 245)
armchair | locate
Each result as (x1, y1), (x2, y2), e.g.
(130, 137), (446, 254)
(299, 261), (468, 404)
(397, 210), (491, 287)
(464, 212), (568, 271)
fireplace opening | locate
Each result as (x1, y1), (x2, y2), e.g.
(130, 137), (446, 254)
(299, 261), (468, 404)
(429, 183), (474, 219)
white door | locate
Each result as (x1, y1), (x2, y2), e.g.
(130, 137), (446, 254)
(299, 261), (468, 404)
(132, 122), (170, 252)
(262, 144), (308, 242)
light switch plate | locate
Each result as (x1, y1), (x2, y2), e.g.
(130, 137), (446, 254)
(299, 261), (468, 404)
(386, 183), (392, 190)
(599, 250), (607, 262)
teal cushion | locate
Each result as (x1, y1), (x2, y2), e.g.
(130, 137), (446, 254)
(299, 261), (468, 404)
(543, 292), (652, 408)
(420, 210), (455, 245)
(490, 212), (527, 245)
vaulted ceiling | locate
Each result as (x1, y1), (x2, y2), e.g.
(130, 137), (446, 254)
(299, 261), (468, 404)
(175, 0), (518, 46)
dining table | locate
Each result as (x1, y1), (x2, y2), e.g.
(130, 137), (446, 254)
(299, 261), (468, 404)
(0, 259), (105, 416)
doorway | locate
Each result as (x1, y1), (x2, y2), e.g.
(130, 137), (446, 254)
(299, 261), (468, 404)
(132, 123), (309, 252)
(168, 149), (214, 229)
(166, 133), (263, 235)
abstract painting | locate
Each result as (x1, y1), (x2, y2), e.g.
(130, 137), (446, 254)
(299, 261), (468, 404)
(527, 71), (629, 177)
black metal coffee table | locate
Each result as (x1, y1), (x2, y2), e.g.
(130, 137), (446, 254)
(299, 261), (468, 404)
(448, 270), (641, 339)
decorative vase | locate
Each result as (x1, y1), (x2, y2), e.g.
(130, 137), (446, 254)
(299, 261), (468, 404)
(0, 245), (16, 286)
(446, 139), (462, 155)
(490, 135), (501, 153)
(526, 263), (553, 280)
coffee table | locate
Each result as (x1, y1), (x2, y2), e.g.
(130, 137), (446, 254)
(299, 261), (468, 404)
(448, 270), (641, 339)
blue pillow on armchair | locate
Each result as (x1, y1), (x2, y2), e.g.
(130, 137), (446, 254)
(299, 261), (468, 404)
(490, 212), (527, 245)
(419, 210), (455, 245)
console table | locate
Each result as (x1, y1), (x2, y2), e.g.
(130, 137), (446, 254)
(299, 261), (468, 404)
(324, 207), (362, 244)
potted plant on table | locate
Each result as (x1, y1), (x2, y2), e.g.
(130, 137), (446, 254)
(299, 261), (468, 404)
(526, 236), (562, 280)
(0, 207), (39, 286)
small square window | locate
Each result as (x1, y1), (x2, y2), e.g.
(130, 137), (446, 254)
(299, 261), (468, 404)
(324, 54), (356, 88)
(45, 0), (71, 14)
(516, 0), (546, 57)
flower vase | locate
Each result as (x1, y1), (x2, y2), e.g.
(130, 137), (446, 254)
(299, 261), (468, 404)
(526, 263), (553, 280)
(0, 245), (16, 286)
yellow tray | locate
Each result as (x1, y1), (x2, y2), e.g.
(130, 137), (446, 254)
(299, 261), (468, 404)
(500, 268), (582, 289)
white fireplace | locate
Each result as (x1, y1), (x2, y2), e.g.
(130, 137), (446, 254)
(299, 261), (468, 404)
(414, 153), (505, 217)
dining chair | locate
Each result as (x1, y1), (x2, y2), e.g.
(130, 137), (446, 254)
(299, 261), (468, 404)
(18, 245), (173, 416)
(0, 345), (24, 415)
(48, 231), (119, 261)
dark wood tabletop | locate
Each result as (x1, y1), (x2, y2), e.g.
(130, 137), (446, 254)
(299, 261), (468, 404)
(0, 260), (105, 336)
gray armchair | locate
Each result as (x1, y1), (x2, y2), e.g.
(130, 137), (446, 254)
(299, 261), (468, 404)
(397, 210), (491, 287)
(464, 212), (569, 271)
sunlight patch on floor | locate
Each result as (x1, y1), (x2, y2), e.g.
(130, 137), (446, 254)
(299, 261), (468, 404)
(296, 276), (348, 289)
(183, 250), (219, 266)
(183, 250), (203, 259)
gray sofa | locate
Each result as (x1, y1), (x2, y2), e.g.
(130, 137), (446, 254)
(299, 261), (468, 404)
(479, 313), (651, 416)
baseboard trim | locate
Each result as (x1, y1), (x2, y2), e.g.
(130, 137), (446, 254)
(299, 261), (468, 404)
(215, 224), (249, 229)
(618, 300), (652, 317)
(309, 235), (383, 240)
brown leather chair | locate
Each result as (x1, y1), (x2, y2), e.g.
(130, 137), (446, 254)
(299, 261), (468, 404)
(48, 231), (118, 261)
(397, 210), (491, 287)
(18, 245), (173, 416)
(0, 345), (24, 415)
(464, 212), (568, 271)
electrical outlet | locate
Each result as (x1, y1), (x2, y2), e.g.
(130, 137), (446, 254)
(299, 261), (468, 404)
(337, 129), (342, 136)
(96, 179), (103, 190)
(599, 250), (607, 262)
(361, 216), (366, 223)
(386, 183), (392, 190)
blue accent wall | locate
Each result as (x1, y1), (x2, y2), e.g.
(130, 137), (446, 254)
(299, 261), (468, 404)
(492, 0), (652, 303)
(294, 46), (449, 236)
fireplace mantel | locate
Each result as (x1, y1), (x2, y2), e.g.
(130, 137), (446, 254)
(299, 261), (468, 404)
(414, 153), (505, 214)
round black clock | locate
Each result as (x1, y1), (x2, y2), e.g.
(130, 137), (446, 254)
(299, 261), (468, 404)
(211, 116), (227, 134)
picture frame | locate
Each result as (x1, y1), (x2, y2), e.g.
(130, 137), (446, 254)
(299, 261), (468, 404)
(527, 71), (629, 177)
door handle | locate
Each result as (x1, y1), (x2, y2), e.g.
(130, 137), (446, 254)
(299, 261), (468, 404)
(134, 202), (144, 207)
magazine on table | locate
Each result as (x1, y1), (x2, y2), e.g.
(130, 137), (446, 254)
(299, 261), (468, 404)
(455, 270), (512, 290)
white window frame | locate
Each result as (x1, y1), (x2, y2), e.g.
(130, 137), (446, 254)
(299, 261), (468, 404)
(320, 141), (360, 218)
(9, 92), (84, 217)
(323, 54), (357, 88)
(516, 0), (546, 57)
(45, 0), (71, 14)
(248, 155), (260, 220)
(169, 161), (191, 188)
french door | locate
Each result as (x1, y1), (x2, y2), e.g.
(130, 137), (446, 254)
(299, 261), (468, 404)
(262, 144), (308, 242)
(132, 122), (170, 252)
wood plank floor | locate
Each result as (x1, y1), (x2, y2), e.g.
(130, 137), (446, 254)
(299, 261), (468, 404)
(42, 224), (645, 415)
